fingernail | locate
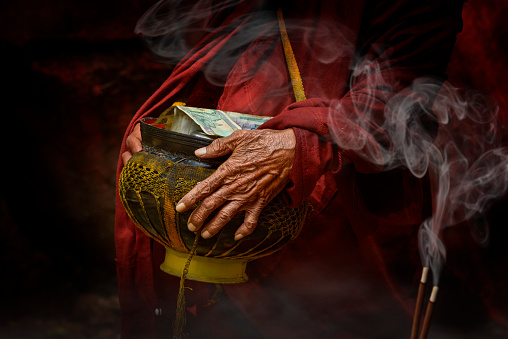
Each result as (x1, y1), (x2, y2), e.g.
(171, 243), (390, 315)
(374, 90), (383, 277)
(175, 203), (186, 213)
(195, 147), (206, 156)
(234, 233), (244, 241)
(188, 223), (197, 232)
(201, 230), (211, 239)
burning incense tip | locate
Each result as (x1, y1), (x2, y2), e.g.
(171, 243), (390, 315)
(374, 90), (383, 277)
(429, 286), (439, 302)
(420, 266), (429, 283)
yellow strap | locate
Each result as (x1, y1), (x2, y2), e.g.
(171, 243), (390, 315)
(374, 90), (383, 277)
(158, 9), (305, 117)
(277, 8), (307, 102)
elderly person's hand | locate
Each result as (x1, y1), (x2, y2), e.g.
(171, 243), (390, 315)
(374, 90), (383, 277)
(121, 123), (142, 165)
(176, 128), (296, 241)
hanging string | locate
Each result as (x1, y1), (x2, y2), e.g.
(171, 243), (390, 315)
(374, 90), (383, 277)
(172, 9), (306, 338)
(172, 232), (200, 339)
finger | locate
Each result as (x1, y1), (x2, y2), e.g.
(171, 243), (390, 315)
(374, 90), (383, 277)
(201, 201), (243, 239)
(126, 136), (142, 154)
(234, 205), (263, 241)
(187, 193), (228, 232)
(186, 171), (258, 231)
(195, 130), (246, 158)
(176, 158), (243, 212)
(176, 175), (222, 213)
(126, 124), (142, 154)
(121, 151), (132, 165)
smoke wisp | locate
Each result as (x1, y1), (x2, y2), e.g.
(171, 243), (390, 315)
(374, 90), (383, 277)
(135, 0), (508, 287)
(330, 71), (508, 284)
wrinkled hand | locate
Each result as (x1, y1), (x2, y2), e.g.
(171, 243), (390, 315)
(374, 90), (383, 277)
(176, 128), (296, 241)
(122, 123), (142, 165)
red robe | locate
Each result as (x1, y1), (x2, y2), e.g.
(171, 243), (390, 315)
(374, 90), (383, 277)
(115, 1), (465, 337)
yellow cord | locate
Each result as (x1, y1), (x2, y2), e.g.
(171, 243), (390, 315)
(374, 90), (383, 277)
(172, 232), (200, 339)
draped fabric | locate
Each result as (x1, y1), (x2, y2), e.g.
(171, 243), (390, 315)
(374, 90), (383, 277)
(115, 0), (465, 337)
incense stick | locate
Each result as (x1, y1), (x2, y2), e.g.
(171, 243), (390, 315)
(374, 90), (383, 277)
(411, 267), (429, 339)
(419, 286), (439, 339)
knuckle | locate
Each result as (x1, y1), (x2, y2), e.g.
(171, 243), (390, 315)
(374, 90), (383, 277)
(209, 137), (228, 152)
(190, 209), (206, 224)
(207, 139), (221, 152)
(242, 220), (258, 234)
(244, 221), (257, 230)
(199, 179), (215, 195)
(217, 210), (235, 224)
(220, 191), (232, 200)
(193, 215), (206, 225)
(218, 163), (236, 178)
(231, 129), (245, 138)
(200, 198), (217, 211)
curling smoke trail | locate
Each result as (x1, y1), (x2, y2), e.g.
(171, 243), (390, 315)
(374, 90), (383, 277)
(415, 83), (507, 284)
(337, 77), (508, 285)
(135, 0), (356, 90)
(136, 0), (508, 286)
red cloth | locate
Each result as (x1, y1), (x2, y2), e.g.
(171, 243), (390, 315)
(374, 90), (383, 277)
(115, 1), (465, 338)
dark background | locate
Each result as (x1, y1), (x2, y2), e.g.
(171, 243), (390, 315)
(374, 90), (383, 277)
(0, 0), (507, 338)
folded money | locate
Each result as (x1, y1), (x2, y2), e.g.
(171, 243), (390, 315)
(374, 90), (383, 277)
(154, 106), (272, 137)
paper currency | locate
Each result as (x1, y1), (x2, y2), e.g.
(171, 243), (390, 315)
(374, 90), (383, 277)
(177, 106), (242, 137)
(156, 106), (272, 137)
(226, 111), (272, 130)
(171, 108), (202, 135)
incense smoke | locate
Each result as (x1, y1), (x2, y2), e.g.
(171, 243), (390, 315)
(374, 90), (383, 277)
(406, 83), (506, 285)
(135, 0), (508, 288)
(135, 0), (242, 63)
(135, 0), (354, 91)
(329, 73), (508, 284)
(135, 0), (276, 80)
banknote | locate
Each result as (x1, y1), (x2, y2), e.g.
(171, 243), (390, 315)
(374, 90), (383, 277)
(226, 111), (271, 130)
(156, 106), (273, 137)
(171, 108), (202, 135)
(177, 106), (242, 137)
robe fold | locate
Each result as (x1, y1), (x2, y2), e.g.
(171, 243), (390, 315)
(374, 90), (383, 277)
(115, 0), (466, 337)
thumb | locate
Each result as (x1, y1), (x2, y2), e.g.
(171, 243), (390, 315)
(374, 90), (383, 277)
(195, 130), (245, 158)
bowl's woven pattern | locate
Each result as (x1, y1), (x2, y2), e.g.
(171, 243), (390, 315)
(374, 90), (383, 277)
(119, 150), (308, 261)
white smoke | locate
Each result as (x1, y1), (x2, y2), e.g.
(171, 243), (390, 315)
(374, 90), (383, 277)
(135, 0), (508, 286)
(135, 0), (241, 61)
(329, 73), (508, 284)
(135, 0), (355, 91)
(416, 83), (506, 284)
